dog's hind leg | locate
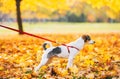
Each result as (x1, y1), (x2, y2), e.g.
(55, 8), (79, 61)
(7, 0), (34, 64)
(34, 58), (48, 72)
(35, 52), (49, 72)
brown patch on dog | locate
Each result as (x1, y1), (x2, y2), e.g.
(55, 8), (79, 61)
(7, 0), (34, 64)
(82, 35), (90, 42)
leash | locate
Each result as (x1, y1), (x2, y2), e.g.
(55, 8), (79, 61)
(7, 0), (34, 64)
(0, 24), (79, 53)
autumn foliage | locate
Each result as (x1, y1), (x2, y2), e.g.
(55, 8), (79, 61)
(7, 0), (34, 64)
(0, 33), (120, 78)
(0, 0), (120, 22)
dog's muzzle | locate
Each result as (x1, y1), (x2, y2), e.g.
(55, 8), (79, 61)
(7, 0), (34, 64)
(89, 40), (95, 44)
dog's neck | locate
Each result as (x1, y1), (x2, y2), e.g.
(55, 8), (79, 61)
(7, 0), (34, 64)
(76, 37), (85, 48)
(68, 37), (85, 50)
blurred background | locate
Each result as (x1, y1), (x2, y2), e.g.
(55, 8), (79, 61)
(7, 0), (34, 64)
(0, 0), (120, 34)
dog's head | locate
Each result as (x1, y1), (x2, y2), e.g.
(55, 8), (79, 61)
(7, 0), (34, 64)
(82, 35), (95, 44)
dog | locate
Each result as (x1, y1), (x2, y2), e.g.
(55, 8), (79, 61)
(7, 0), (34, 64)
(34, 35), (95, 71)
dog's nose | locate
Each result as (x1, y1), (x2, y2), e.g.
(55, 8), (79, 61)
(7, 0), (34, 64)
(89, 40), (95, 44)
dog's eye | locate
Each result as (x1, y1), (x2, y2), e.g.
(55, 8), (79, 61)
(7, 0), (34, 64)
(88, 38), (91, 41)
(87, 36), (91, 41)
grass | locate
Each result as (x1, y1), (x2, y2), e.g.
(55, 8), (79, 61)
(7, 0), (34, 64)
(0, 22), (120, 34)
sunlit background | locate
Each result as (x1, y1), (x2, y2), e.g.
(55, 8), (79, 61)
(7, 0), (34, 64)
(0, 0), (120, 23)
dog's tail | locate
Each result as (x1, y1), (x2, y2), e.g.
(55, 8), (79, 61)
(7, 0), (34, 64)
(42, 41), (53, 50)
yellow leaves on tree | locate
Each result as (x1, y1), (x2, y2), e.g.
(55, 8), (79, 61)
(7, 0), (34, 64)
(20, 0), (70, 18)
(1, 0), (120, 19)
(85, 0), (120, 19)
(0, 0), (16, 16)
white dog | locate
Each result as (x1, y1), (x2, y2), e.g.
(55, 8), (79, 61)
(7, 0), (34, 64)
(35, 35), (95, 71)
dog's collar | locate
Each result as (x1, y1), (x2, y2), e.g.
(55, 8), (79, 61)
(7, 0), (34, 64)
(62, 44), (79, 53)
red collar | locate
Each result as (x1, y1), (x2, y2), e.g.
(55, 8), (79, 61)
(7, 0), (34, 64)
(62, 44), (79, 53)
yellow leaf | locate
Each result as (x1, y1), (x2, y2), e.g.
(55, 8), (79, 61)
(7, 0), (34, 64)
(0, 66), (4, 71)
(86, 73), (95, 79)
(69, 65), (79, 74)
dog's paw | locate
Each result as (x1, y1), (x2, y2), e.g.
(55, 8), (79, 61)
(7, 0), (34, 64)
(34, 67), (39, 72)
(32, 71), (39, 77)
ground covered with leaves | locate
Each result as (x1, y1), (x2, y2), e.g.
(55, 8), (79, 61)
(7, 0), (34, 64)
(0, 33), (120, 79)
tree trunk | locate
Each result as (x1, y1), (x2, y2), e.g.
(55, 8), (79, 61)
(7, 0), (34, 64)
(16, 0), (23, 34)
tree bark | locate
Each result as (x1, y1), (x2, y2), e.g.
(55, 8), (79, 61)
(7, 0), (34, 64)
(16, 0), (23, 34)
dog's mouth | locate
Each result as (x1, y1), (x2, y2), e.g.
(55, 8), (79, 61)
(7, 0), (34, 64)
(88, 40), (95, 44)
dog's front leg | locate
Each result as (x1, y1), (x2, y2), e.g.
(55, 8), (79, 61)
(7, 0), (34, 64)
(66, 56), (74, 69)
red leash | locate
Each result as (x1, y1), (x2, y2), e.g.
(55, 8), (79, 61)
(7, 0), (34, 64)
(0, 24), (79, 53)
(0, 24), (56, 43)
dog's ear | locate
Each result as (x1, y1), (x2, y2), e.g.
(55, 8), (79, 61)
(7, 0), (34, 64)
(82, 35), (90, 42)
(82, 35), (87, 42)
